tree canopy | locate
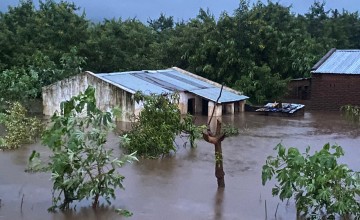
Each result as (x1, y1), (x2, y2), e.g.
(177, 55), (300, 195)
(1, 0), (360, 104)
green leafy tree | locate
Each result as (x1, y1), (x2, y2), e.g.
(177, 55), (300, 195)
(82, 18), (155, 72)
(0, 68), (40, 105)
(123, 92), (203, 158)
(0, 0), (88, 70)
(30, 47), (86, 87)
(235, 65), (288, 104)
(148, 13), (174, 32)
(0, 0), (87, 106)
(0, 47), (85, 106)
(262, 143), (360, 219)
(123, 92), (182, 158)
(35, 86), (137, 211)
(2, 0), (360, 108)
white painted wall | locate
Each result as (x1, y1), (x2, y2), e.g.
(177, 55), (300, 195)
(42, 72), (88, 116)
(178, 92), (196, 114)
(42, 72), (135, 121)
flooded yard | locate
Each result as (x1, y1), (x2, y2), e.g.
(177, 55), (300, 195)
(1, 111), (360, 220)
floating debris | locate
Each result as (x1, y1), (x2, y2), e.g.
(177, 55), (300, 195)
(256, 102), (305, 116)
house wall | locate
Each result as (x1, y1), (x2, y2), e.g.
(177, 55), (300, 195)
(285, 78), (311, 100)
(42, 73), (135, 121)
(239, 100), (246, 112)
(194, 96), (203, 114)
(208, 101), (222, 117)
(178, 92), (196, 114)
(310, 73), (360, 111)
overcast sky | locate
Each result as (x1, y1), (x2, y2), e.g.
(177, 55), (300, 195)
(1, 0), (359, 22)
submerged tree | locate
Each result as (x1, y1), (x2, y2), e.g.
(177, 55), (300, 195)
(262, 143), (360, 219)
(29, 86), (137, 212)
(203, 119), (226, 188)
(202, 85), (228, 188)
(123, 92), (182, 158)
(122, 92), (203, 158)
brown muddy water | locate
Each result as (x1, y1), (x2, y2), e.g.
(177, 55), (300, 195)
(1, 111), (360, 220)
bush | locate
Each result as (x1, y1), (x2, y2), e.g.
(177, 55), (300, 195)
(123, 92), (181, 158)
(29, 86), (137, 211)
(262, 143), (360, 219)
(123, 92), (204, 158)
(221, 124), (239, 137)
(0, 102), (43, 149)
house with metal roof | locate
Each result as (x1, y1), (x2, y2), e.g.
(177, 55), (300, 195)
(42, 67), (248, 121)
(310, 48), (360, 110)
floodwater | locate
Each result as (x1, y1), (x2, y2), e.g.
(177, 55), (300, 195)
(1, 111), (360, 220)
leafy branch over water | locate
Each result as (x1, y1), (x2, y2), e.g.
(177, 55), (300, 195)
(28, 86), (137, 213)
(262, 143), (360, 219)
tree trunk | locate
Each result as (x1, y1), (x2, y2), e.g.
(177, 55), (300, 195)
(203, 119), (225, 188)
(215, 142), (225, 187)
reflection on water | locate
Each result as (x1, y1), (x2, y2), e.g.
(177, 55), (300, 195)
(213, 188), (224, 220)
(1, 111), (360, 220)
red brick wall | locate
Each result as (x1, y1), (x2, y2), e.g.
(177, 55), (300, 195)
(285, 78), (311, 100)
(310, 73), (360, 111)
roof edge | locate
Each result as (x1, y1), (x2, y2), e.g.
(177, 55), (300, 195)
(171, 67), (245, 96)
(42, 71), (88, 90)
(86, 71), (136, 94)
(311, 48), (336, 72)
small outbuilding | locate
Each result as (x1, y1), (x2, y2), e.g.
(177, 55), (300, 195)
(42, 67), (248, 121)
(310, 49), (360, 111)
(285, 78), (312, 101)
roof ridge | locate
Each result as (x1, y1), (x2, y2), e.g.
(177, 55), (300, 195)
(312, 48), (360, 74)
(336, 49), (360, 52)
(311, 48), (336, 71)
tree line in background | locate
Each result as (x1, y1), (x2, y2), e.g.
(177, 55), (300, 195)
(1, 0), (360, 104)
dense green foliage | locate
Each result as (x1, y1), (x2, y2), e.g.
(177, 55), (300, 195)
(123, 92), (203, 158)
(262, 143), (360, 219)
(0, 0), (86, 105)
(126, 92), (182, 158)
(123, 92), (180, 158)
(0, 102), (43, 149)
(1, 0), (360, 104)
(33, 87), (137, 211)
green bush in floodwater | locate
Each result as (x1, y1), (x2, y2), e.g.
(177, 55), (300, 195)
(0, 102), (43, 149)
(29, 86), (137, 214)
(122, 92), (204, 158)
(262, 143), (360, 219)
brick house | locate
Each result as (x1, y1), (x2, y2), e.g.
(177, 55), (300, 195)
(310, 49), (360, 111)
(286, 78), (311, 101)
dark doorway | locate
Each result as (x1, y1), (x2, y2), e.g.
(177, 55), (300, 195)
(234, 102), (240, 112)
(188, 98), (195, 115)
(202, 99), (208, 115)
(222, 105), (227, 114)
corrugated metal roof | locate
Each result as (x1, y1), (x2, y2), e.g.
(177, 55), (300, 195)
(191, 88), (249, 103)
(101, 73), (171, 95)
(312, 50), (360, 74)
(94, 68), (248, 103)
